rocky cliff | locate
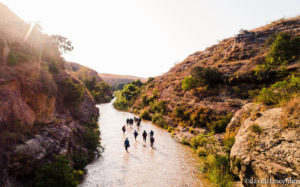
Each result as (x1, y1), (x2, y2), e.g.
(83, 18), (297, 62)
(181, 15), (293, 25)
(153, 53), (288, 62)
(228, 100), (299, 187)
(0, 3), (101, 186)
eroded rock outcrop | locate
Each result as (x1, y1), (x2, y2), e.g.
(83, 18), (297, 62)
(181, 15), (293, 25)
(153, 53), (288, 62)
(229, 104), (300, 187)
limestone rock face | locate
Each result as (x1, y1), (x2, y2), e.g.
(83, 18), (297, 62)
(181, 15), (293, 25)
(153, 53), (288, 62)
(0, 79), (35, 128)
(230, 106), (300, 187)
(73, 90), (99, 123)
(9, 123), (75, 176)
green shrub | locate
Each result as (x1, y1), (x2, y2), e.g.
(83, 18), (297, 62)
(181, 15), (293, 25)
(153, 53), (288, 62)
(189, 127), (196, 135)
(256, 87), (278, 105)
(191, 66), (223, 87)
(181, 138), (190, 145)
(190, 134), (208, 149)
(256, 74), (300, 105)
(34, 155), (77, 187)
(131, 79), (143, 87)
(265, 33), (295, 66)
(83, 127), (100, 158)
(197, 147), (207, 157)
(151, 112), (167, 128)
(73, 169), (84, 182)
(121, 84), (140, 100)
(147, 77), (154, 83)
(250, 124), (262, 134)
(48, 60), (60, 73)
(264, 33), (277, 47)
(254, 64), (272, 81)
(167, 126), (174, 133)
(208, 113), (233, 133)
(113, 90), (129, 110)
(182, 76), (197, 90)
(60, 79), (84, 106)
(7, 51), (36, 66)
(140, 109), (151, 120)
(190, 107), (211, 127)
(141, 94), (148, 106)
(204, 154), (234, 187)
(152, 112), (162, 123)
(223, 136), (235, 153)
(173, 106), (190, 121)
(149, 100), (166, 114)
(255, 33), (300, 81)
(72, 152), (89, 171)
(84, 78), (112, 103)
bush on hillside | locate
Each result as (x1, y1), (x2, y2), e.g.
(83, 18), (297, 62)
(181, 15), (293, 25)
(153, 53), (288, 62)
(60, 79), (85, 106)
(255, 33), (300, 81)
(121, 84), (140, 100)
(84, 77), (112, 103)
(113, 90), (129, 110)
(34, 155), (77, 187)
(140, 109), (151, 120)
(131, 79), (144, 87)
(83, 126), (100, 158)
(208, 113), (233, 133)
(7, 51), (36, 66)
(72, 152), (89, 171)
(190, 133), (208, 149)
(173, 106), (190, 122)
(190, 107), (211, 127)
(203, 154), (234, 187)
(256, 74), (300, 105)
(147, 77), (154, 83)
(149, 100), (166, 114)
(265, 33), (299, 66)
(191, 66), (223, 87)
(48, 59), (60, 73)
(181, 76), (197, 90)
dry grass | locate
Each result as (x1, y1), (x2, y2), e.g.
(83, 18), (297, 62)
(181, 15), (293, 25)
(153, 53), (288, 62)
(281, 96), (300, 128)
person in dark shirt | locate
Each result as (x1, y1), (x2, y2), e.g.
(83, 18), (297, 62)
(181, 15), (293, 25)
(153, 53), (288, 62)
(124, 138), (130, 152)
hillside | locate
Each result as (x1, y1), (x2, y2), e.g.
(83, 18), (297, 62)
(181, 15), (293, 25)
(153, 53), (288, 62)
(0, 3), (102, 186)
(66, 62), (113, 103)
(99, 73), (146, 89)
(114, 17), (300, 186)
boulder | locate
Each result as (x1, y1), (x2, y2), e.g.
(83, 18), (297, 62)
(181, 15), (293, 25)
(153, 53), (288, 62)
(230, 106), (300, 187)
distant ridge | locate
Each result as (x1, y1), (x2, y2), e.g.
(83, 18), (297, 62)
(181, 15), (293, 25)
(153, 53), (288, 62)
(99, 73), (147, 86)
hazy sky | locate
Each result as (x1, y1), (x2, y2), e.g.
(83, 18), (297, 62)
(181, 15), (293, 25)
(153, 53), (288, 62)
(1, 0), (299, 77)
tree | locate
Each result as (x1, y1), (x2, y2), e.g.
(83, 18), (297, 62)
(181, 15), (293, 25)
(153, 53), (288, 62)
(34, 155), (77, 187)
(51, 35), (74, 54)
(121, 84), (139, 100)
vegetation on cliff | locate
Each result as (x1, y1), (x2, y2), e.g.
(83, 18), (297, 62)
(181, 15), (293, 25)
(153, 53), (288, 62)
(66, 62), (113, 103)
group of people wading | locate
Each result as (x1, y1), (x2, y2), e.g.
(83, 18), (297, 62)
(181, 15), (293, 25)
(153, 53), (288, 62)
(122, 117), (155, 152)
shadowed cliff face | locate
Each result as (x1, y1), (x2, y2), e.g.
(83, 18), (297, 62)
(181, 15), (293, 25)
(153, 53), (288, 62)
(0, 3), (100, 186)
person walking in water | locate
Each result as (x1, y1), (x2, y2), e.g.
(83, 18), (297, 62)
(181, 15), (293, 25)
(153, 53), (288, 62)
(137, 121), (141, 129)
(122, 125), (126, 134)
(124, 138), (130, 152)
(142, 130), (147, 142)
(150, 136), (155, 148)
(134, 130), (138, 141)
(150, 130), (154, 137)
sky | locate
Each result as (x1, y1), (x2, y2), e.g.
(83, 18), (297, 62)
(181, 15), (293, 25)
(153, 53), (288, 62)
(1, 0), (299, 77)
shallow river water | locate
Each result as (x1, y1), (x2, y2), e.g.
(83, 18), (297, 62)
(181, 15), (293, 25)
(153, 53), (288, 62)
(80, 101), (204, 187)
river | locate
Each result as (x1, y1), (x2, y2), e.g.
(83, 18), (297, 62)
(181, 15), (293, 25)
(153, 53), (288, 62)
(80, 101), (204, 187)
